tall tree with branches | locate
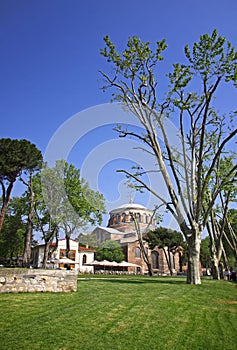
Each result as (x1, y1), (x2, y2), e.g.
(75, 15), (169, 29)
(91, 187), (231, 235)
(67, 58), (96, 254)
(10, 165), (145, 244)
(100, 30), (237, 284)
(203, 156), (236, 279)
(0, 138), (42, 232)
(41, 160), (106, 257)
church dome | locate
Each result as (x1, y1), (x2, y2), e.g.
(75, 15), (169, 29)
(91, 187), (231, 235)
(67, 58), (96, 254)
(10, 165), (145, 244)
(109, 203), (147, 215)
(107, 202), (156, 233)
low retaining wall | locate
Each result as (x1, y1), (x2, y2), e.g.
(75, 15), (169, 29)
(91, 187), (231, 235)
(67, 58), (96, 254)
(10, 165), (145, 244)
(0, 269), (77, 293)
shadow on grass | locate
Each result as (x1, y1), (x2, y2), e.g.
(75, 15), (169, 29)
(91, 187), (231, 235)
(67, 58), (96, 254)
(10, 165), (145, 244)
(78, 276), (187, 285)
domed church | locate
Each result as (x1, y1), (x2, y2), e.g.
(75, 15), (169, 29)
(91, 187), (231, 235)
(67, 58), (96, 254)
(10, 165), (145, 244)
(107, 202), (156, 233)
(91, 201), (183, 275)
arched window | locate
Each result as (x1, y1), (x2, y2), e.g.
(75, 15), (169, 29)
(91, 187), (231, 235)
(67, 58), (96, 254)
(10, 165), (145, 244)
(152, 251), (159, 269)
(169, 252), (175, 270)
(82, 254), (87, 265)
(135, 247), (141, 258)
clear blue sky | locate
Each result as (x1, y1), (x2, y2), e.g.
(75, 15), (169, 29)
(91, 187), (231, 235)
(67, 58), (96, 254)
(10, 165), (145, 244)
(1, 0), (236, 229)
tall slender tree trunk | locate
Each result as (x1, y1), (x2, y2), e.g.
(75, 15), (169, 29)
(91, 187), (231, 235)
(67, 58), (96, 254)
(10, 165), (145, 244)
(42, 241), (51, 268)
(162, 247), (173, 275)
(66, 234), (70, 258)
(211, 255), (220, 280)
(186, 231), (202, 285)
(42, 226), (59, 268)
(132, 212), (154, 276)
(23, 173), (34, 266)
(0, 180), (15, 231)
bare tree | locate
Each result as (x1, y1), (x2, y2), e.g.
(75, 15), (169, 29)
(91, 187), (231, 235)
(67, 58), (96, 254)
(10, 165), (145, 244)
(100, 30), (237, 284)
(130, 207), (160, 276)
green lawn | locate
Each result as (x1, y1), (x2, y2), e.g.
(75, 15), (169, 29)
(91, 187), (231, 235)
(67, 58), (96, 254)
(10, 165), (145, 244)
(0, 276), (236, 350)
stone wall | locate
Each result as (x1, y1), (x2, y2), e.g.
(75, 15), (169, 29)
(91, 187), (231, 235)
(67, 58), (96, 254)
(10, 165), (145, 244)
(0, 269), (77, 293)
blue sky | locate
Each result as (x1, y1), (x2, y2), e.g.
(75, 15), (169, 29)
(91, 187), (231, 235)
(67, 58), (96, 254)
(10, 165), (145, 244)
(1, 0), (237, 230)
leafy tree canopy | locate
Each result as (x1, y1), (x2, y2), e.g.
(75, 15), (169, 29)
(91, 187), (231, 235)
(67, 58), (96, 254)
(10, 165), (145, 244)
(200, 236), (211, 268)
(40, 160), (106, 236)
(0, 138), (42, 181)
(0, 138), (42, 230)
(0, 197), (26, 262)
(146, 227), (184, 251)
(96, 240), (125, 262)
(100, 29), (237, 284)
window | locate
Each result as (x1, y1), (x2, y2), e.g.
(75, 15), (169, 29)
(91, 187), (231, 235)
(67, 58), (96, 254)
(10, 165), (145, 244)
(169, 252), (175, 270)
(152, 251), (159, 269)
(137, 213), (141, 222)
(135, 247), (141, 258)
(82, 254), (87, 265)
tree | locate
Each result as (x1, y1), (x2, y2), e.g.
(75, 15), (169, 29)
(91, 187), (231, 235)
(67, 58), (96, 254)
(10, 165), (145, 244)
(146, 227), (184, 275)
(222, 209), (237, 267)
(41, 160), (106, 257)
(130, 208), (160, 276)
(29, 172), (59, 268)
(0, 197), (26, 264)
(78, 232), (98, 248)
(96, 240), (125, 262)
(200, 236), (211, 269)
(0, 138), (42, 232)
(100, 30), (237, 284)
(201, 149), (236, 279)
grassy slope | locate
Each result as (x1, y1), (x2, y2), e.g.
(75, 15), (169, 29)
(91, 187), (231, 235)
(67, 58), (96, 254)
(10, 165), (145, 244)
(0, 276), (236, 350)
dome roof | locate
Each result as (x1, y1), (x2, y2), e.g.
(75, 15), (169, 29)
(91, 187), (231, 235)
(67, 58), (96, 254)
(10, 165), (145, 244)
(109, 203), (149, 214)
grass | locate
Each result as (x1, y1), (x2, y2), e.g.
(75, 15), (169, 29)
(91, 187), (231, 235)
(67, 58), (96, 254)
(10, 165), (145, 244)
(0, 275), (236, 350)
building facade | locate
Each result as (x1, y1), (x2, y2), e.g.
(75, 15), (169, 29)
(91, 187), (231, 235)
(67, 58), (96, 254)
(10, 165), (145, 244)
(31, 239), (96, 273)
(91, 202), (183, 275)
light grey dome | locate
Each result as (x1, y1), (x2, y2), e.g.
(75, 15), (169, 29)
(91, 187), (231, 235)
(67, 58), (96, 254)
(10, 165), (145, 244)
(110, 203), (148, 214)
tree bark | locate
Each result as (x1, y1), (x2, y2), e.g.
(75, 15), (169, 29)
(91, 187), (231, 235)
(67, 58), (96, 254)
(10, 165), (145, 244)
(0, 180), (15, 231)
(42, 241), (51, 268)
(186, 232), (202, 284)
(211, 256), (220, 280)
(22, 174), (34, 266)
(162, 247), (173, 275)
(66, 234), (70, 258)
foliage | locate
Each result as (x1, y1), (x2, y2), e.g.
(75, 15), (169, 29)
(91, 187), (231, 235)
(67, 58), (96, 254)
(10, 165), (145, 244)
(100, 30), (237, 284)
(146, 227), (184, 250)
(30, 160), (105, 261)
(222, 208), (237, 267)
(41, 160), (106, 237)
(0, 138), (42, 180)
(0, 138), (42, 230)
(96, 240), (125, 262)
(0, 276), (236, 350)
(200, 236), (211, 268)
(0, 197), (26, 262)
(146, 227), (184, 275)
(78, 232), (98, 248)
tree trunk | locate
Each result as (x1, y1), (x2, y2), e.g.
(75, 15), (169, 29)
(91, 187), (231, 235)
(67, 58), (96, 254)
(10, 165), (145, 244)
(23, 220), (33, 266)
(131, 212), (154, 276)
(186, 233), (202, 284)
(0, 181), (15, 231)
(42, 241), (51, 268)
(211, 255), (220, 280)
(163, 247), (173, 275)
(22, 174), (34, 267)
(66, 234), (70, 258)
(146, 261), (154, 276)
(42, 226), (59, 268)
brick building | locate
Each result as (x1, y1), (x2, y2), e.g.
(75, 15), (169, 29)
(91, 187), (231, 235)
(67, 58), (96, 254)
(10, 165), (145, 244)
(91, 202), (183, 275)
